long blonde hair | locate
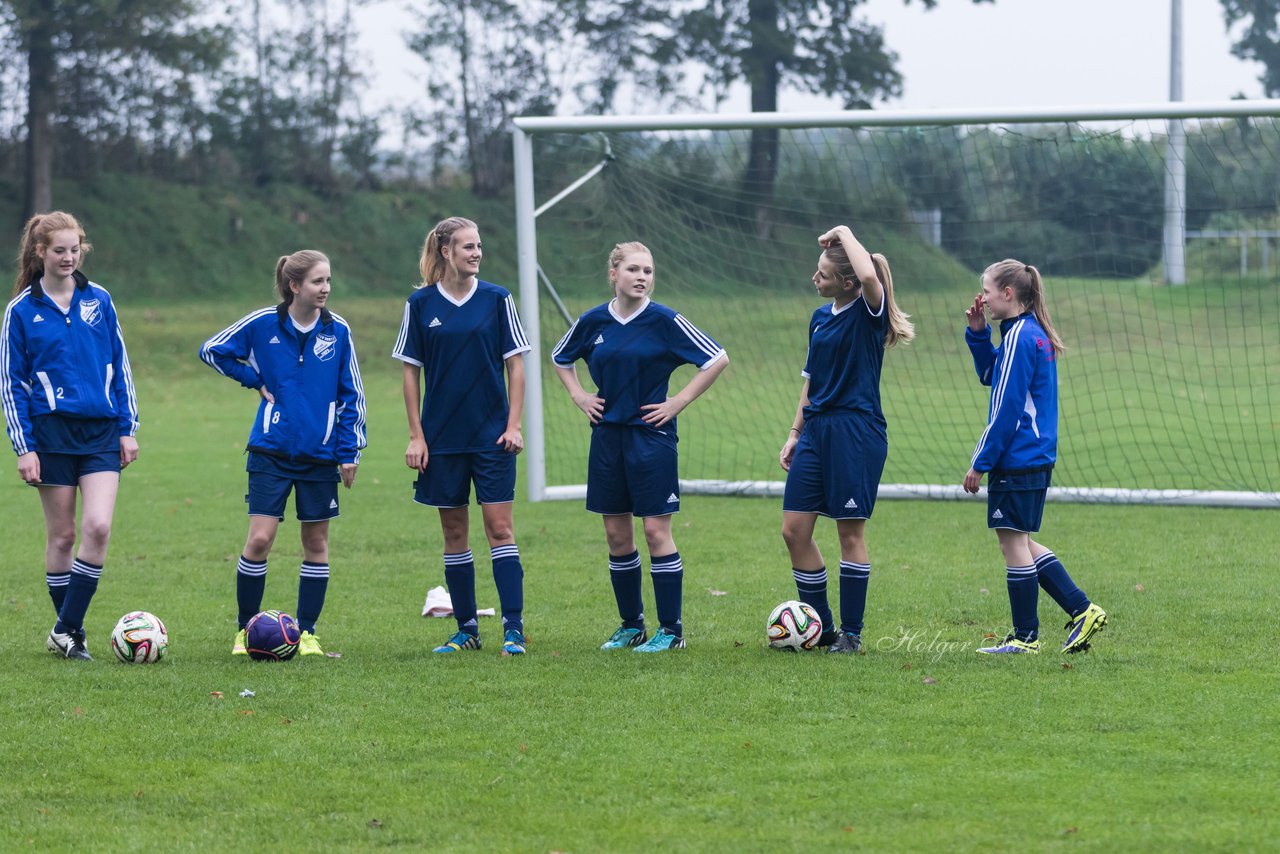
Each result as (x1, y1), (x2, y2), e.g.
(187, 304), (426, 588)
(13, 211), (92, 297)
(418, 216), (477, 287)
(984, 259), (1064, 354)
(274, 249), (329, 306)
(822, 243), (914, 348)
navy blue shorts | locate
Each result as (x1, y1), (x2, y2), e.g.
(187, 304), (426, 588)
(987, 469), (1052, 532)
(783, 413), (887, 519)
(586, 424), (679, 517)
(35, 449), (120, 487)
(246, 453), (339, 521)
(414, 448), (516, 508)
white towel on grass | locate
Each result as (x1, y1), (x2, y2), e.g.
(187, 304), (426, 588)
(422, 585), (496, 618)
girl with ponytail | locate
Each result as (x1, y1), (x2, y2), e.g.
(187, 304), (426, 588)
(199, 249), (367, 658)
(963, 259), (1106, 655)
(3, 212), (139, 660)
(777, 224), (913, 654)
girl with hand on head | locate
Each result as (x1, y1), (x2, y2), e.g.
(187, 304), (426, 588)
(200, 250), (366, 658)
(963, 259), (1106, 654)
(779, 225), (913, 654)
(392, 217), (532, 656)
(2, 212), (139, 660)
(553, 242), (728, 653)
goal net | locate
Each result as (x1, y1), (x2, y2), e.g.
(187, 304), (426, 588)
(513, 104), (1280, 508)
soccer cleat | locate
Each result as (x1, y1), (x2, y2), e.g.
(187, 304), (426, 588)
(232, 628), (248, 656)
(826, 631), (863, 654)
(600, 626), (647, 650)
(297, 630), (324, 656)
(433, 631), (481, 654)
(976, 634), (1041, 655)
(816, 628), (840, 648)
(634, 627), (686, 653)
(1062, 603), (1107, 653)
(500, 628), (527, 656)
(48, 627), (92, 661)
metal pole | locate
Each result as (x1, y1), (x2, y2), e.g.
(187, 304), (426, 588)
(1163, 0), (1187, 285)
(512, 128), (546, 501)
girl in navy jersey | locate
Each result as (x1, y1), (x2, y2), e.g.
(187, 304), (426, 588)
(200, 250), (366, 658)
(393, 217), (531, 656)
(553, 242), (728, 653)
(2, 212), (139, 660)
(778, 225), (913, 654)
(963, 259), (1107, 654)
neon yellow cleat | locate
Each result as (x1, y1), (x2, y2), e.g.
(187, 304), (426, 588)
(1062, 603), (1107, 653)
(298, 630), (325, 656)
(232, 628), (248, 656)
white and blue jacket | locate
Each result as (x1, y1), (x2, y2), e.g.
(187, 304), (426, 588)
(1, 271), (139, 455)
(966, 312), (1058, 474)
(200, 305), (366, 466)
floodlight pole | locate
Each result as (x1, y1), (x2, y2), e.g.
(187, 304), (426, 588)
(1163, 0), (1187, 285)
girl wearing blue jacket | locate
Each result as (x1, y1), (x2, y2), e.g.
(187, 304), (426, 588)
(200, 250), (366, 657)
(963, 259), (1107, 655)
(2, 212), (139, 661)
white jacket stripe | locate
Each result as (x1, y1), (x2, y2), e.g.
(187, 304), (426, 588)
(200, 308), (275, 373)
(972, 318), (1024, 465)
(0, 292), (30, 453)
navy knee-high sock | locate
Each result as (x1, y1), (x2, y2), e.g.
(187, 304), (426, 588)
(55, 559), (101, 634)
(609, 551), (644, 630)
(650, 552), (684, 636)
(1006, 564), (1039, 641)
(838, 561), (871, 635)
(296, 561), (330, 633)
(47, 571), (70, 616)
(236, 556), (268, 629)
(444, 550), (478, 636)
(793, 567), (834, 634)
(491, 543), (524, 632)
(1034, 551), (1089, 618)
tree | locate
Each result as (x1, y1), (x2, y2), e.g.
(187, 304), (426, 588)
(1, 0), (226, 217)
(1222, 0), (1280, 95)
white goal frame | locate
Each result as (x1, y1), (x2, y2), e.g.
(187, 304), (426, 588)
(512, 100), (1280, 508)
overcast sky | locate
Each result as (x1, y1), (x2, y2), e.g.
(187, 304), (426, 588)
(354, 0), (1265, 120)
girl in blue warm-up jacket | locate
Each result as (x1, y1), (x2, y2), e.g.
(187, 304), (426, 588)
(2, 211), (139, 661)
(200, 249), (366, 658)
(963, 259), (1107, 655)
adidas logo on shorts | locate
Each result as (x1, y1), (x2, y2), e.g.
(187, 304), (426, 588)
(429, 317), (442, 328)
(667, 493), (678, 503)
(991, 509), (1004, 520)
(329, 499), (338, 509)
(844, 498), (858, 509)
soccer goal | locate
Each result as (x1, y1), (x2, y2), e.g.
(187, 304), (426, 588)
(512, 102), (1280, 508)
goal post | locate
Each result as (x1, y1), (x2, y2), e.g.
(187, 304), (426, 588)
(513, 101), (1280, 508)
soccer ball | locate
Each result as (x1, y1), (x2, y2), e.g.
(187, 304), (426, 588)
(766, 600), (824, 651)
(245, 609), (301, 661)
(110, 610), (169, 663)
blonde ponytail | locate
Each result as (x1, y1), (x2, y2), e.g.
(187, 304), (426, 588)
(13, 211), (92, 297)
(984, 259), (1064, 354)
(418, 216), (477, 287)
(872, 254), (914, 349)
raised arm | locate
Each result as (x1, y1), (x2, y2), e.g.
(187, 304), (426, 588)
(819, 225), (882, 313)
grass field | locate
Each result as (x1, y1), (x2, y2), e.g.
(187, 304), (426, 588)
(2, 296), (1278, 851)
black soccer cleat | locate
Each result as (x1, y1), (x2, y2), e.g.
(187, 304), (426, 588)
(826, 631), (863, 655)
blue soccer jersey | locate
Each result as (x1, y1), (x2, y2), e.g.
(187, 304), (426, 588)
(801, 295), (887, 423)
(552, 298), (725, 431)
(392, 280), (530, 454)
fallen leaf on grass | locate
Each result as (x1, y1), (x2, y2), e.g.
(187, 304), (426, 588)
(733, 640), (744, 647)
(368, 819), (382, 829)
(1134, 583), (1146, 592)
(280, 718), (292, 725)
(843, 826), (854, 833)
(983, 633), (998, 640)
(210, 691), (224, 700)
(1061, 663), (1073, 670)
(135, 789), (143, 799)
(519, 744), (527, 753)
(901, 663), (913, 670)
(922, 677), (938, 685)
(1063, 827), (1078, 835)
(73, 707), (83, 716)
(707, 588), (728, 596)
(979, 588), (990, 595)
(238, 709), (254, 716)
(743, 742), (751, 748)
(38, 808), (50, 816)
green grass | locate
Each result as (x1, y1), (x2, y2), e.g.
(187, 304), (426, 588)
(2, 298), (1278, 850)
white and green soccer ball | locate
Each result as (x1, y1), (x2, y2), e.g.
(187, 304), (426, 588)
(766, 600), (823, 651)
(110, 611), (169, 664)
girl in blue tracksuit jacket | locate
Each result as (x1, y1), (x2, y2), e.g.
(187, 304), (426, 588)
(2, 212), (139, 661)
(963, 259), (1106, 655)
(200, 249), (366, 658)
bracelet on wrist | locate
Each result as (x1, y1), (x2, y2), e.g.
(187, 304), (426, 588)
(788, 427), (801, 435)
